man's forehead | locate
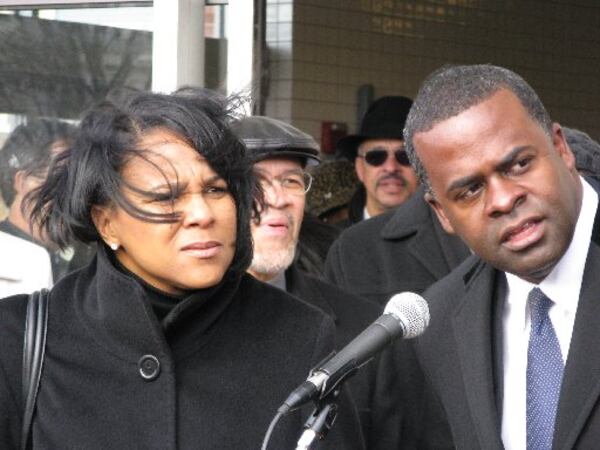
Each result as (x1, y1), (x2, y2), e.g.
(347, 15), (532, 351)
(413, 90), (530, 150)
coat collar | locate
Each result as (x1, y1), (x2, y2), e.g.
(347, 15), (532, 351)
(72, 246), (241, 362)
(380, 187), (470, 278)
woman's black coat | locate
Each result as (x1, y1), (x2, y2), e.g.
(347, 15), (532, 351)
(0, 247), (364, 449)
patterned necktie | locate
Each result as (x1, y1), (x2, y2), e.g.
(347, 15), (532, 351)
(526, 287), (564, 450)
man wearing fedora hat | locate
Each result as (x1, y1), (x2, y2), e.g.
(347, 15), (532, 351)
(337, 96), (419, 225)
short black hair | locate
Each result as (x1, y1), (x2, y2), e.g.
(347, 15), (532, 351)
(0, 118), (76, 205)
(404, 64), (553, 194)
(31, 88), (256, 279)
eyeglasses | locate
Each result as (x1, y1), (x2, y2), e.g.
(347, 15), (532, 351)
(258, 170), (313, 196)
(357, 149), (411, 167)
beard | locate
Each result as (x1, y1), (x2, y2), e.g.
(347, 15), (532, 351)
(249, 237), (297, 276)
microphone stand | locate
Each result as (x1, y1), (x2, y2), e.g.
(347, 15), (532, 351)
(295, 389), (340, 450)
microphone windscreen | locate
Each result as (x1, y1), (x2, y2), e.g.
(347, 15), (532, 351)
(384, 292), (430, 339)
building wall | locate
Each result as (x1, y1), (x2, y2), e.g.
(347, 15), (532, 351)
(265, 0), (600, 144)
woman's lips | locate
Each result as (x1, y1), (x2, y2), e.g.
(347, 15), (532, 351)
(181, 241), (222, 258)
(501, 219), (544, 251)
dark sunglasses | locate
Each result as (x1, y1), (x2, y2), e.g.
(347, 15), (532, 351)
(358, 149), (410, 167)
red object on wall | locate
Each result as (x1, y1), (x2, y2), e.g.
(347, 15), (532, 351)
(321, 121), (347, 154)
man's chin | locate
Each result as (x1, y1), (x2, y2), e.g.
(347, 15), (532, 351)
(378, 193), (411, 209)
(250, 243), (297, 276)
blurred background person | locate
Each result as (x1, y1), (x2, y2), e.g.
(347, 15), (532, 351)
(306, 158), (361, 226)
(0, 228), (52, 296)
(0, 90), (364, 449)
(564, 126), (600, 178)
(0, 118), (95, 284)
(336, 96), (419, 226)
(234, 115), (381, 443)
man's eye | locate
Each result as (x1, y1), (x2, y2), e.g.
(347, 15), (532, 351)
(281, 176), (303, 188)
(459, 183), (482, 200)
(511, 156), (532, 174)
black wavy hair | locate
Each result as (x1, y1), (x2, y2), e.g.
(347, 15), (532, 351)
(30, 88), (257, 279)
(0, 118), (77, 205)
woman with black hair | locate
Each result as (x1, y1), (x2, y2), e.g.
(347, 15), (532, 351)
(0, 89), (364, 449)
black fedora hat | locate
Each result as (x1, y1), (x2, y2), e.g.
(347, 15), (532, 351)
(337, 95), (413, 161)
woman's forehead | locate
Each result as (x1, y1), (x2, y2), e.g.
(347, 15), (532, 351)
(137, 127), (191, 151)
(123, 129), (212, 181)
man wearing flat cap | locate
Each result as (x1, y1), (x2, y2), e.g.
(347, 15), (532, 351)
(233, 116), (383, 445)
(337, 96), (419, 225)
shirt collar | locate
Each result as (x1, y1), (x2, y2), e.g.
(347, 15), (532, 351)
(506, 176), (597, 319)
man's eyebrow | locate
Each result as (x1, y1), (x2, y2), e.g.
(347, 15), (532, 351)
(447, 173), (483, 194)
(445, 146), (532, 194)
(495, 145), (533, 171)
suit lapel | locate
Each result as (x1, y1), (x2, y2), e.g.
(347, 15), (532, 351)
(451, 263), (504, 449)
(553, 237), (600, 449)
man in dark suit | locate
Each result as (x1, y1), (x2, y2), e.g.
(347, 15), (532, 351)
(397, 64), (599, 449)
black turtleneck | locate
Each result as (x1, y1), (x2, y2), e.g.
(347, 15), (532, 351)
(108, 248), (236, 334)
(111, 253), (186, 322)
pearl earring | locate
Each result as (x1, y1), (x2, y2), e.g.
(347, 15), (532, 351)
(110, 243), (119, 251)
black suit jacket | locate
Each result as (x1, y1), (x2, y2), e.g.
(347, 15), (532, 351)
(412, 186), (600, 449)
(325, 186), (470, 307)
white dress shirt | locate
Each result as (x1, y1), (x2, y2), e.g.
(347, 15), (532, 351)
(0, 230), (53, 298)
(501, 177), (598, 449)
(363, 206), (372, 221)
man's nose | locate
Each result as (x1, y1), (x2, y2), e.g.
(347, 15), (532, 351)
(263, 181), (291, 209)
(485, 176), (525, 218)
(382, 151), (401, 172)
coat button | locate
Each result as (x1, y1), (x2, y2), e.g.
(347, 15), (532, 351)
(138, 355), (161, 381)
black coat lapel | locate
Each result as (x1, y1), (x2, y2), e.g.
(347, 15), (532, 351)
(553, 227), (600, 448)
(452, 263), (504, 449)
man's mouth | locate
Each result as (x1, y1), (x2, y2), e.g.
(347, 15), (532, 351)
(501, 218), (544, 251)
(377, 175), (406, 191)
(259, 217), (292, 237)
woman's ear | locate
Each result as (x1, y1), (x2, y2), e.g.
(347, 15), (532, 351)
(91, 205), (118, 247)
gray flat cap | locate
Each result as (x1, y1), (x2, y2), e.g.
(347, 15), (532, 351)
(233, 116), (320, 166)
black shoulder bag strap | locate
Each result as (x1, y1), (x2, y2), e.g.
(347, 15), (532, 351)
(21, 288), (49, 450)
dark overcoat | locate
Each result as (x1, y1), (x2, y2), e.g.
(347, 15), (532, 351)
(0, 248), (364, 449)
(285, 265), (383, 446)
(325, 186), (470, 307)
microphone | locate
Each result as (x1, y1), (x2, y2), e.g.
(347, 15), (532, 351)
(280, 292), (430, 414)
